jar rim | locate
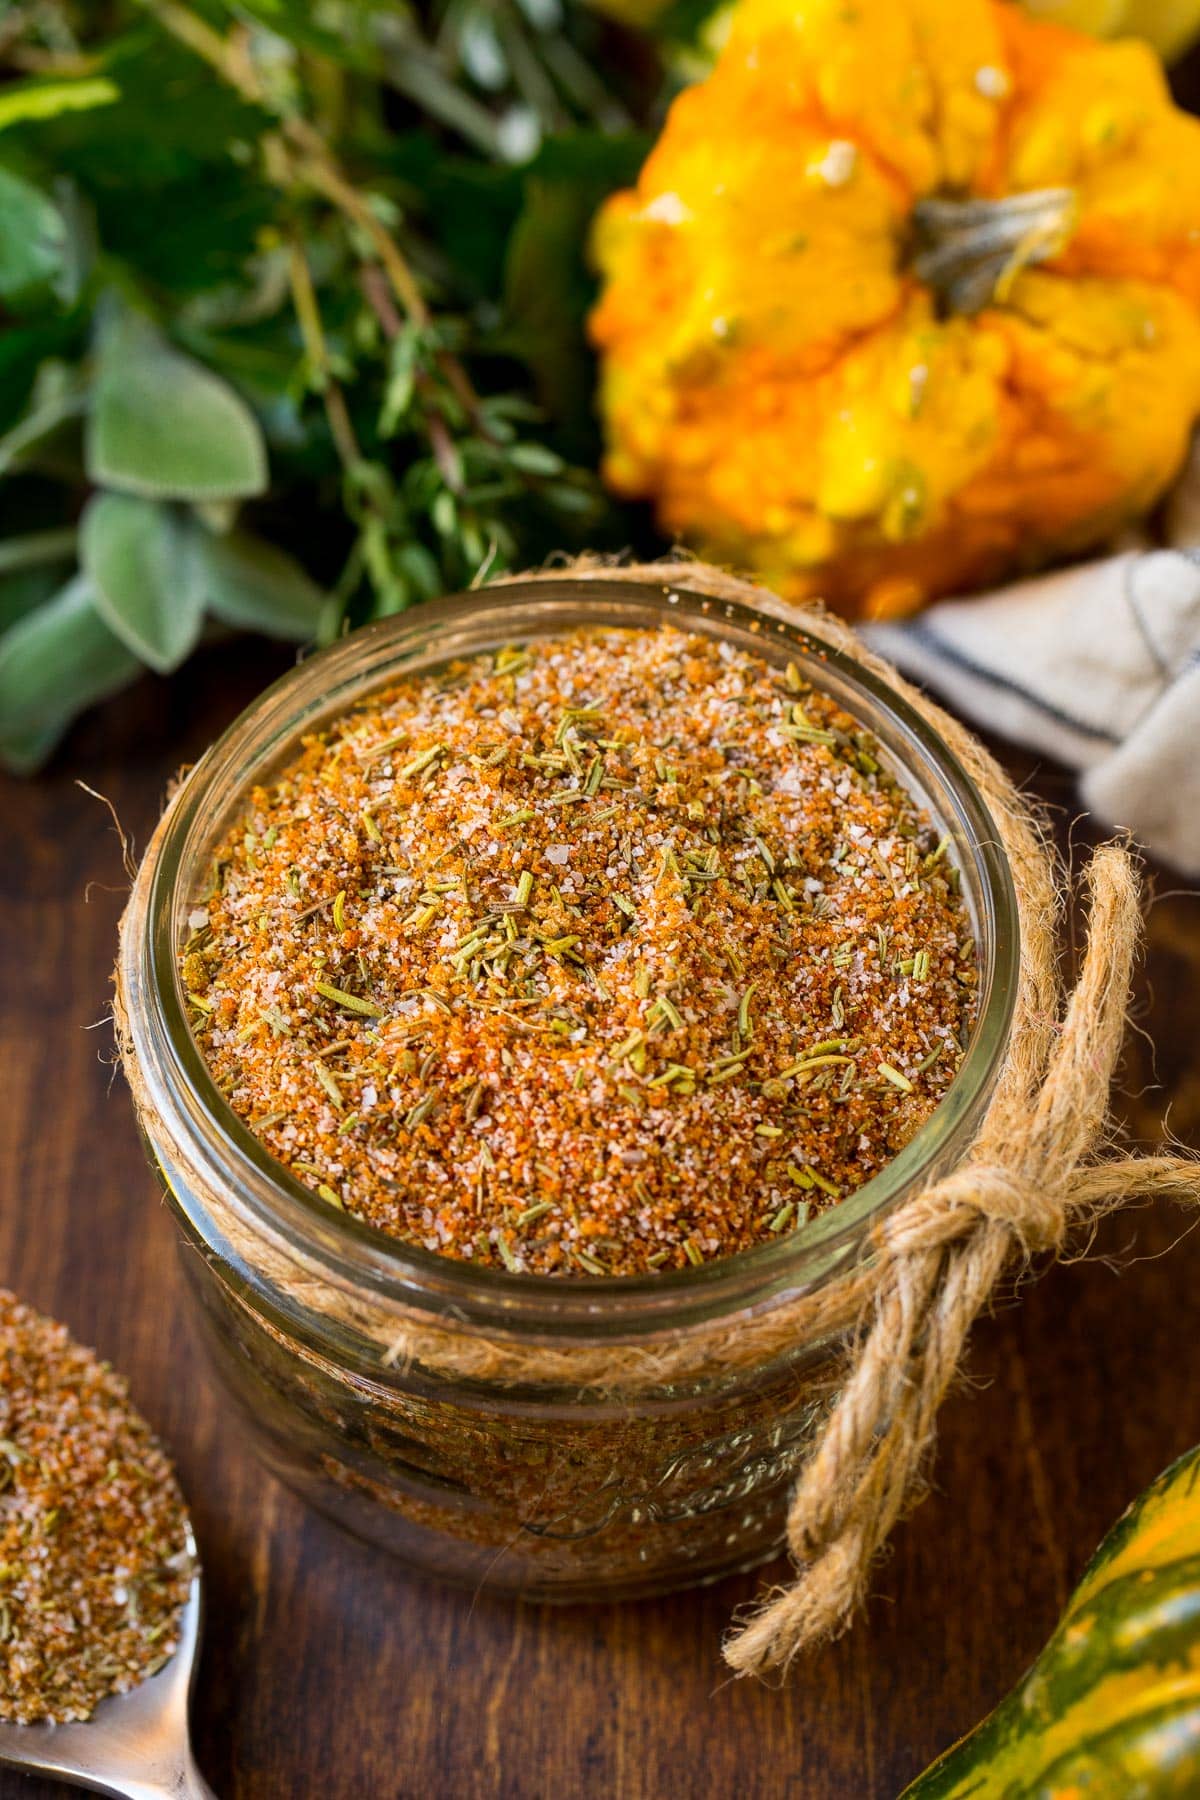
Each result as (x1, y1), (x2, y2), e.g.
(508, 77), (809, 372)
(124, 576), (1019, 1338)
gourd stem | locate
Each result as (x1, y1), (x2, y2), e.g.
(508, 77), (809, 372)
(911, 186), (1076, 316)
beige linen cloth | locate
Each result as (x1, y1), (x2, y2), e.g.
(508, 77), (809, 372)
(870, 445), (1200, 877)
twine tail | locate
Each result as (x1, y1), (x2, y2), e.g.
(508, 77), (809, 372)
(724, 845), (1197, 1679)
(1025, 845), (1140, 1175)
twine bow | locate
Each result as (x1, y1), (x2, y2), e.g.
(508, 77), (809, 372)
(724, 848), (1200, 1675)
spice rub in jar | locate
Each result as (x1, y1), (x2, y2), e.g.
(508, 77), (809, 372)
(183, 626), (977, 1276)
(0, 1290), (193, 1726)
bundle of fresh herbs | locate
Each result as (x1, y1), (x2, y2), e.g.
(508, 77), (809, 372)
(0, 0), (683, 772)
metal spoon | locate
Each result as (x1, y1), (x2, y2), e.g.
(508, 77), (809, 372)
(0, 1531), (216, 1799)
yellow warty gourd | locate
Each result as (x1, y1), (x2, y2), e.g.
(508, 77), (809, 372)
(590, 0), (1200, 616)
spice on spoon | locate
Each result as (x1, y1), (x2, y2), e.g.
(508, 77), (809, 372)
(0, 1290), (193, 1726)
(184, 625), (977, 1275)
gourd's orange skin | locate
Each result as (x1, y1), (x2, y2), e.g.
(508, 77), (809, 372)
(589, 0), (1200, 617)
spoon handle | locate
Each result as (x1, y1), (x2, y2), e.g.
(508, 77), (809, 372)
(0, 1755), (218, 1800)
(121, 1760), (220, 1800)
(93, 1773), (218, 1800)
(163, 1750), (220, 1800)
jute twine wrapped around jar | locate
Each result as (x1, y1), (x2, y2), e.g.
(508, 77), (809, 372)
(115, 558), (1200, 1679)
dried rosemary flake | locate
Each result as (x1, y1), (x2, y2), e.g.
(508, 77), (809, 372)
(315, 981), (383, 1019)
(783, 720), (837, 747)
(495, 646), (533, 676)
(803, 1165), (842, 1197)
(778, 1053), (855, 1080)
(650, 994), (684, 1032)
(312, 1059), (344, 1109)
(646, 1062), (693, 1089)
(361, 724), (413, 760)
(398, 743), (447, 781)
(878, 1061), (915, 1093)
(495, 1237), (523, 1273)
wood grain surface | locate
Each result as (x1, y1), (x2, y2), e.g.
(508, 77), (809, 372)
(2, 638), (1199, 1800)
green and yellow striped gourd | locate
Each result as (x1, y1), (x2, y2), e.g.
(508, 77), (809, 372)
(903, 1445), (1200, 1798)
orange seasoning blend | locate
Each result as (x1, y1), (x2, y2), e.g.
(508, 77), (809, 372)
(183, 627), (976, 1276)
(0, 1290), (192, 1725)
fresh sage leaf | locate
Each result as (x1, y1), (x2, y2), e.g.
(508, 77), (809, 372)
(0, 561), (75, 637)
(88, 307), (268, 502)
(194, 527), (324, 639)
(0, 715), (68, 776)
(51, 176), (97, 308)
(0, 573), (141, 774)
(81, 492), (206, 674)
(0, 165), (67, 311)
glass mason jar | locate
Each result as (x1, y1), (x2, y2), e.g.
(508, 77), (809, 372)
(117, 576), (1018, 1601)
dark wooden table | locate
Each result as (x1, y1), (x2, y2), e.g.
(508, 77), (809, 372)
(3, 640), (1199, 1800)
